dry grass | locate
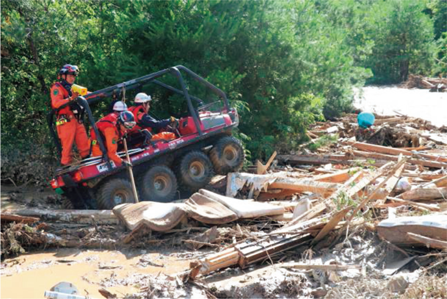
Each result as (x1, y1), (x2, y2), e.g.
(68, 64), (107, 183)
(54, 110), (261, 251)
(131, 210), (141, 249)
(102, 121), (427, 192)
(325, 277), (398, 299)
(402, 273), (447, 299)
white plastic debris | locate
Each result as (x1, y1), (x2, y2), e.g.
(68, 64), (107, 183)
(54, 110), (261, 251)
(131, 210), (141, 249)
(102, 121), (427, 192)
(44, 282), (96, 299)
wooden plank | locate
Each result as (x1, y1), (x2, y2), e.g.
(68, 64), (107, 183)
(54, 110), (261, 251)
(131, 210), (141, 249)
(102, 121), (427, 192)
(277, 154), (353, 165)
(347, 159), (407, 222)
(239, 234), (312, 268)
(257, 190), (297, 201)
(285, 203), (326, 228)
(407, 232), (447, 250)
(256, 151), (277, 174)
(351, 142), (447, 163)
(400, 187), (447, 201)
(314, 168), (361, 183)
(351, 150), (447, 169)
(269, 178), (339, 197)
(385, 197), (440, 211)
(311, 207), (351, 244)
(376, 155), (406, 203)
(429, 175), (447, 188)
(402, 173), (446, 180)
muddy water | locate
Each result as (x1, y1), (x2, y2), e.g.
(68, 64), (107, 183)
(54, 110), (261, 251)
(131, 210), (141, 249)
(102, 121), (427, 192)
(1, 248), (193, 298)
(354, 86), (447, 127)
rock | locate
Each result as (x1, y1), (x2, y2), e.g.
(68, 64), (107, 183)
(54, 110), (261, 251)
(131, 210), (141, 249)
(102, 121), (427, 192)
(386, 275), (408, 294)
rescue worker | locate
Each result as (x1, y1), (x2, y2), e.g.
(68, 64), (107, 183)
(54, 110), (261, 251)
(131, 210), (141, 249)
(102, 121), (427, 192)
(90, 105), (136, 167)
(128, 92), (178, 141)
(51, 64), (90, 166)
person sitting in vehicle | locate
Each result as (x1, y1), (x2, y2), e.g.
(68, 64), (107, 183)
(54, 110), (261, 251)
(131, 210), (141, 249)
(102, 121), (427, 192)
(128, 92), (178, 141)
(90, 103), (135, 167)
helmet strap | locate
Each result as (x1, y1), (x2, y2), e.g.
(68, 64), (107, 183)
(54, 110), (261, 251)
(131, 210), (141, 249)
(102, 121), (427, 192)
(60, 79), (73, 96)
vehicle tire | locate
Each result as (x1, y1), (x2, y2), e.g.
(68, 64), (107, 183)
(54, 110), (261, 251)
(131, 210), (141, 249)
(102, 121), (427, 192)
(62, 188), (85, 209)
(96, 178), (136, 209)
(61, 197), (74, 209)
(177, 151), (214, 192)
(139, 165), (177, 202)
(209, 136), (245, 174)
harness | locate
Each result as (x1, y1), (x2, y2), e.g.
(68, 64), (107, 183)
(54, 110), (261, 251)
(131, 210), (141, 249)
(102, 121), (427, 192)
(128, 105), (146, 133)
(53, 81), (85, 123)
(91, 114), (121, 147)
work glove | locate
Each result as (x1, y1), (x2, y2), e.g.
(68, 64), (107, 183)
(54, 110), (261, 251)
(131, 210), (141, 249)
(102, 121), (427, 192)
(71, 91), (80, 101)
(123, 160), (132, 168)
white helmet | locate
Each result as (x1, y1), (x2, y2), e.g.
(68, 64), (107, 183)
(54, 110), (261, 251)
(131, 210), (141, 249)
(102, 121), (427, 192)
(135, 92), (152, 103)
(113, 101), (128, 112)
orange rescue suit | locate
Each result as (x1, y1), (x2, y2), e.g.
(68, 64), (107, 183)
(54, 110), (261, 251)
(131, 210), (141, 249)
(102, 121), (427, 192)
(51, 82), (90, 165)
(90, 112), (124, 167)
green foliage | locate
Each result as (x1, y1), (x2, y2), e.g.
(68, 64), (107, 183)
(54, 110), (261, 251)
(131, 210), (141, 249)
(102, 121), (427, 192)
(362, 0), (436, 83)
(1, 0), (444, 185)
(332, 191), (357, 211)
(434, 33), (447, 75)
(307, 134), (338, 152)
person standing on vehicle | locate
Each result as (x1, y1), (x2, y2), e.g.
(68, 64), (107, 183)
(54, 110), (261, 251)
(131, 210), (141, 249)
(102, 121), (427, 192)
(128, 92), (178, 140)
(51, 64), (90, 166)
(90, 103), (136, 167)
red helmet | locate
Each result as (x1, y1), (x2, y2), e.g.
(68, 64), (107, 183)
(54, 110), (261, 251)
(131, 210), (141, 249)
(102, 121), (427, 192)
(59, 64), (79, 76)
(118, 111), (136, 129)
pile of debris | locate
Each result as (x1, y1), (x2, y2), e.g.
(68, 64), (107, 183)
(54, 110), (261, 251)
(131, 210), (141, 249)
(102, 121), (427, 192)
(2, 112), (447, 298)
(402, 74), (447, 92)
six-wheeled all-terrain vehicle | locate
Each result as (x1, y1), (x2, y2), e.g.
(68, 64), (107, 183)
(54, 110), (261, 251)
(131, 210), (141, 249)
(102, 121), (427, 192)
(48, 66), (244, 209)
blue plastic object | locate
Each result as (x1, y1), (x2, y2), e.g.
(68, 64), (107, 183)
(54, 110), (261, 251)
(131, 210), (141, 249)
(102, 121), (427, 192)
(357, 112), (375, 128)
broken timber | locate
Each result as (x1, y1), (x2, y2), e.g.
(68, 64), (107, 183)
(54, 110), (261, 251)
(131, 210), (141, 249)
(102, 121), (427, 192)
(350, 142), (447, 163)
(269, 178), (339, 197)
(400, 187), (447, 201)
(351, 150), (447, 169)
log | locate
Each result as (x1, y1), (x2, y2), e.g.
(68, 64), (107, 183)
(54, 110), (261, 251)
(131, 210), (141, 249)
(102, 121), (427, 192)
(400, 187), (447, 201)
(1, 213), (40, 224)
(2, 208), (119, 225)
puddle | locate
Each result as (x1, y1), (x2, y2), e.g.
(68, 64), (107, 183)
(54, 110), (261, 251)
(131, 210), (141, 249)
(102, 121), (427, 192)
(1, 248), (193, 298)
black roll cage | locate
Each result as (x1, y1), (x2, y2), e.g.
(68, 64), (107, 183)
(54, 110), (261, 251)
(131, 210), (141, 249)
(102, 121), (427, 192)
(47, 65), (231, 163)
